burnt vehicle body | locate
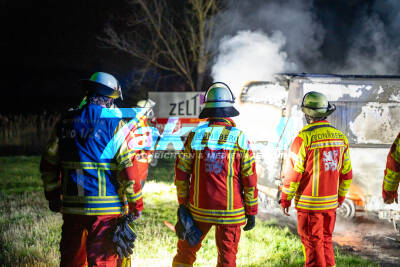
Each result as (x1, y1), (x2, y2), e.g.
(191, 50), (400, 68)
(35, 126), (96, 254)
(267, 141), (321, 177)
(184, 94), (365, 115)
(237, 73), (400, 231)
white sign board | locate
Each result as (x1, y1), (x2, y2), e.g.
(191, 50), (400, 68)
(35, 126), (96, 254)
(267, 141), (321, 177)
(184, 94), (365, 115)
(149, 92), (204, 119)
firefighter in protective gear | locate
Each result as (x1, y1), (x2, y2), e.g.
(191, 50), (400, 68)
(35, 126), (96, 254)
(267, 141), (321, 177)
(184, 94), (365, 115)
(172, 82), (258, 267)
(137, 99), (155, 107)
(382, 133), (400, 204)
(137, 99), (156, 126)
(132, 98), (157, 189)
(280, 91), (352, 267)
(40, 72), (146, 267)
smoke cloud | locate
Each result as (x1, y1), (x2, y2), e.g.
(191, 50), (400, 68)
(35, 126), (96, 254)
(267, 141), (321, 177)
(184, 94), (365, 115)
(211, 0), (323, 89)
(211, 0), (400, 88)
(211, 30), (290, 97)
(342, 0), (400, 74)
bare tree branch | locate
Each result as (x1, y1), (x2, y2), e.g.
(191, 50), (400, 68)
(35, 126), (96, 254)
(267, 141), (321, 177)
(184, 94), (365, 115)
(99, 0), (220, 91)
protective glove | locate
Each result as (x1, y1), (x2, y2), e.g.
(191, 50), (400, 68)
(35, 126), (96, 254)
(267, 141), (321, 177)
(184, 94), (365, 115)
(133, 210), (142, 221)
(279, 199), (291, 216)
(384, 195), (399, 204)
(175, 205), (202, 246)
(383, 190), (398, 204)
(175, 218), (185, 240)
(338, 196), (345, 207)
(48, 199), (62, 213)
(243, 215), (255, 231)
(112, 214), (137, 259)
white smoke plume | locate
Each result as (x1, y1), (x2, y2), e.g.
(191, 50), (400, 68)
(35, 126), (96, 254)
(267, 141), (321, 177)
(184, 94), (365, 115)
(210, 0), (324, 90)
(211, 30), (290, 97)
(211, 0), (400, 83)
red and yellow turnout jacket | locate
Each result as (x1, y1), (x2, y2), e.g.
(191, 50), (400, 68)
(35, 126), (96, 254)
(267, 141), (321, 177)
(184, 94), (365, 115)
(281, 120), (353, 212)
(175, 118), (258, 225)
(383, 132), (400, 200)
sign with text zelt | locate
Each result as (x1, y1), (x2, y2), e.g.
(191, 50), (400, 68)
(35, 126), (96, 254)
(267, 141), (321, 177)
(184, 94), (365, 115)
(149, 92), (203, 118)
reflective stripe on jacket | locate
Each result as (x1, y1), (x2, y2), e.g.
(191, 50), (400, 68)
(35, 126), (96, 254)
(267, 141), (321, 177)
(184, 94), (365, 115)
(40, 104), (144, 215)
(175, 118), (258, 225)
(383, 133), (400, 195)
(281, 120), (352, 212)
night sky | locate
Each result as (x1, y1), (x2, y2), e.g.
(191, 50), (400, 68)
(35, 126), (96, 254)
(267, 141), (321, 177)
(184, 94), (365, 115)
(1, 0), (387, 114)
(2, 1), (132, 113)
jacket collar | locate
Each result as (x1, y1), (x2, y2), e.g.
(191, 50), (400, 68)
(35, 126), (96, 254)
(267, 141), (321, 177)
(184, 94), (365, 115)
(302, 120), (331, 131)
(208, 117), (236, 127)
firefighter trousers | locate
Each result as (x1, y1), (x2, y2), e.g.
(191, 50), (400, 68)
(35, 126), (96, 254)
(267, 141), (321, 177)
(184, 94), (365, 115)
(60, 214), (122, 267)
(297, 210), (336, 267)
(172, 221), (241, 267)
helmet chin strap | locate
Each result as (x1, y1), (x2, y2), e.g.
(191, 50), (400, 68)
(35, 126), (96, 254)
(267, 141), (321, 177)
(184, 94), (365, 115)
(305, 114), (327, 124)
(305, 114), (313, 124)
(88, 94), (114, 108)
(105, 98), (114, 108)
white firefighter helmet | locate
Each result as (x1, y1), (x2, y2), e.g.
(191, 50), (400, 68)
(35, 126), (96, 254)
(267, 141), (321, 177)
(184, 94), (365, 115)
(81, 72), (122, 99)
(137, 99), (156, 108)
(199, 82), (239, 119)
(137, 98), (156, 119)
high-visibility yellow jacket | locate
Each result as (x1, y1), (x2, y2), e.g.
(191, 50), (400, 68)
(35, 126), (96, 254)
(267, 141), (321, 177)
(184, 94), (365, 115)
(281, 120), (352, 212)
(40, 104), (146, 215)
(175, 118), (258, 225)
(383, 133), (400, 199)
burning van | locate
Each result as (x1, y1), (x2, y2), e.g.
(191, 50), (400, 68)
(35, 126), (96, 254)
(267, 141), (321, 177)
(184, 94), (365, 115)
(237, 73), (400, 231)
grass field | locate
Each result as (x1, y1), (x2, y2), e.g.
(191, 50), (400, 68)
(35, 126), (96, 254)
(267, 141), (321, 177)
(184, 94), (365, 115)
(0, 156), (379, 267)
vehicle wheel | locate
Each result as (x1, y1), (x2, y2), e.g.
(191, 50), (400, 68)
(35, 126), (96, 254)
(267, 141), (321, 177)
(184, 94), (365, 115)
(337, 199), (355, 218)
